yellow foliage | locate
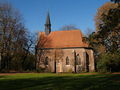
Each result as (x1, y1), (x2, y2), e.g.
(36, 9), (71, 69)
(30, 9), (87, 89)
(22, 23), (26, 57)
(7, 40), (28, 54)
(95, 2), (118, 31)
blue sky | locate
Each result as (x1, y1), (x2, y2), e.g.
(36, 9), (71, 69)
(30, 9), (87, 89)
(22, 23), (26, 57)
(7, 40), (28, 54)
(2, 0), (109, 34)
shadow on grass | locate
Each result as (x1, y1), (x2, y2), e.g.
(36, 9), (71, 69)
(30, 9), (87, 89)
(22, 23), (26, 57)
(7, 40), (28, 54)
(0, 76), (6, 78)
(0, 74), (120, 90)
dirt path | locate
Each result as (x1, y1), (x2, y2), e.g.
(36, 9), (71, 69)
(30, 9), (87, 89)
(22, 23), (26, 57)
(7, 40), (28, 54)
(0, 72), (120, 76)
(0, 72), (35, 76)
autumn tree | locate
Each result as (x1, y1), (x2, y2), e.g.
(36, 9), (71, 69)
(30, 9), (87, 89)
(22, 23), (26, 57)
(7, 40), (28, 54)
(89, 2), (120, 72)
(95, 2), (118, 31)
(96, 2), (120, 52)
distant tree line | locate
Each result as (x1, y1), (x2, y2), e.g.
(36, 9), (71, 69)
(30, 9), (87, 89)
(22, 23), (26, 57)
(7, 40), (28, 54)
(0, 3), (36, 72)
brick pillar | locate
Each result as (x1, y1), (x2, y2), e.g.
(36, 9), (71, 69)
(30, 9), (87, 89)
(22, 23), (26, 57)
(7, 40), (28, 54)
(82, 51), (87, 72)
(89, 50), (95, 72)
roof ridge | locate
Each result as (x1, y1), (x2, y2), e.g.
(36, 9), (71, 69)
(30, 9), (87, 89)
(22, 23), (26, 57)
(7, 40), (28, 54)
(55, 29), (80, 31)
(39, 29), (81, 33)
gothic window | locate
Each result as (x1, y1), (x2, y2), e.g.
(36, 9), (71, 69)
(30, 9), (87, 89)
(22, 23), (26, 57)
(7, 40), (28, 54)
(45, 57), (48, 65)
(66, 56), (70, 65)
(76, 54), (81, 65)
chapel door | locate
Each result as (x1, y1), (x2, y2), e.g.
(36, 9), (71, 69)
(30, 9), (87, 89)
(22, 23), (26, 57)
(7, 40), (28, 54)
(57, 60), (62, 73)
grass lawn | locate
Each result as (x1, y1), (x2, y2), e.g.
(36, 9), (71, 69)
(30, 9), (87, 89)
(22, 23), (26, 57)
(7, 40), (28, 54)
(0, 73), (120, 90)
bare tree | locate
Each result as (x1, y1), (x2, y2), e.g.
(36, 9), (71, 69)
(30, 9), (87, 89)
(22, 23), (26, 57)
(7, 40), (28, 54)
(60, 24), (78, 30)
(111, 0), (120, 3)
(35, 32), (52, 70)
(21, 32), (36, 70)
(85, 28), (94, 37)
(0, 3), (30, 71)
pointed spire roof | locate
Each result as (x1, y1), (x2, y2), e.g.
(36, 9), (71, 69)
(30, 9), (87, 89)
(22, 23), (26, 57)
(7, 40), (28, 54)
(46, 13), (51, 25)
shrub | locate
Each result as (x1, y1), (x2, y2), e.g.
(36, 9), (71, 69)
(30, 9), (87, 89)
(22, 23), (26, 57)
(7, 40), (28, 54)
(97, 51), (120, 72)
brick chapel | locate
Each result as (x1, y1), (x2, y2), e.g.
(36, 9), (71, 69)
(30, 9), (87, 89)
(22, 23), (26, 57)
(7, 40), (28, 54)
(36, 13), (95, 73)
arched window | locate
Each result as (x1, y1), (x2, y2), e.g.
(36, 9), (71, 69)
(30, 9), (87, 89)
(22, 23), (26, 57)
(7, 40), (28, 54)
(76, 54), (81, 65)
(45, 57), (48, 65)
(66, 56), (69, 65)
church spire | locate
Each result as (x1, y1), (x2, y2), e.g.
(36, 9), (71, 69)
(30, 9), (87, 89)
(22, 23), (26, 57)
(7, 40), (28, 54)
(45, 13), (51, 35)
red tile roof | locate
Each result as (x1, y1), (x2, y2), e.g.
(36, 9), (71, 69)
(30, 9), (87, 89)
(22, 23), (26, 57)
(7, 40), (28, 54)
(37, 30), (88, 48)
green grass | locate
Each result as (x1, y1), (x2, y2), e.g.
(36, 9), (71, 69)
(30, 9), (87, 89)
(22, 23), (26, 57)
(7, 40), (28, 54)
(0, 73), (120, 90)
